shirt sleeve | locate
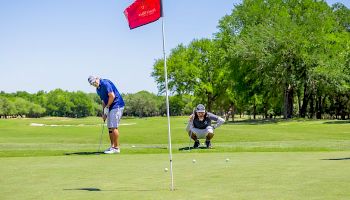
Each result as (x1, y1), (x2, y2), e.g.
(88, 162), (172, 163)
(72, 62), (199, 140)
(208, 112), (225, 129)
(105, 81), (114, 94)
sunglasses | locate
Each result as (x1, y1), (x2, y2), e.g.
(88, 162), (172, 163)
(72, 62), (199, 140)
(90, 81), (98, 87)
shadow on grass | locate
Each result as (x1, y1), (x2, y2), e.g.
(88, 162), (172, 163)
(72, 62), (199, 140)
(321, 157), (350, 161)
(323, 120), (350, 124)
(64, 187), (159, 192)
(64, 188), (102, 191)
(64, 152), (103, 156)
(131, 146), (167, 149)
(178, 146), (212, 151)
(225, 119), (280, 125)
(226, 118), (350, 125)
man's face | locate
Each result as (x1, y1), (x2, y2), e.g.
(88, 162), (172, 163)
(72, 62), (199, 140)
(90, 79), (99, 88)
(196, 111), (205, 117)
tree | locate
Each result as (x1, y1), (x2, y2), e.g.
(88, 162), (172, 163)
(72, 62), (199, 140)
(216, 0), (350, 119)
(124, 91), (159, 117)
(152, 39), (230, 112)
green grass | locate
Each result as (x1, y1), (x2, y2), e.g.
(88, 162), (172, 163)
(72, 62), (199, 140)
(0, 117), (349, 199)
(1, 152), (350, 200)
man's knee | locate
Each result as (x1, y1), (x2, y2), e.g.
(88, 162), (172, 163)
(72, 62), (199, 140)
(109, 128), (117, 133)
(206, 132), (214, 140)
(188, 131), (192, 136)
(189, 131), (197, 137)
(207, 126), (214, 134)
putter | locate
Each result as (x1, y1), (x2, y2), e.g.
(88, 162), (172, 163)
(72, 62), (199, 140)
(188, 108), (196, 151)
(188, 131), (192, 151)
(98, 119), (106, 152)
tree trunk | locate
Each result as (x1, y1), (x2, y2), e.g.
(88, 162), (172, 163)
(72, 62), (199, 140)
(253, 104), (256, 120)
(316, 95), (323, 119)
(230, 103), (235, 122)
(309, 94), (315, 119)
(284, 84), (294, 119)
(225, 105), (231, 121)
(341, 112), (346, 120)
(297, 88), (301, 117)
(300, 82), (309, 118)
(206, 93), (212, 112)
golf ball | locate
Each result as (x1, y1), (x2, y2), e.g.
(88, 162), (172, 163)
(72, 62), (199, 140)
(192, 159), (196, 163)
(226, 158), (230, 162)
(131, 145), (136, 148)
(164, 168), (168, 172)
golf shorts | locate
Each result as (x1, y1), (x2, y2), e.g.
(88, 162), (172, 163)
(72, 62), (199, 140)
(107, 107), (124, 128)
(186, 123), (214, 139)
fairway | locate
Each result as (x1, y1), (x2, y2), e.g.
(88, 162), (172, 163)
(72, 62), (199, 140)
(0, 117), (350, 199)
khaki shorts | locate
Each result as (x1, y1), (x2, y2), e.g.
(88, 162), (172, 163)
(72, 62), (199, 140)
(186, 123), (214, 139)
(107, 107), (124, 128)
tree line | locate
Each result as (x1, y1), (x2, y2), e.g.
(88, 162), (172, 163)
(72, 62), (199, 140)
(0, 90), (196, 118)
(152, 0), (350, 120)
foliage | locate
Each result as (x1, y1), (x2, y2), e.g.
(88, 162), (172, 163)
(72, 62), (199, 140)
(152, 0), (350, 120)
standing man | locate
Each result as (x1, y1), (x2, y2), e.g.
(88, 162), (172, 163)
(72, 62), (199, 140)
(88, 76), (125, 154)
(186, 104), (225, 149)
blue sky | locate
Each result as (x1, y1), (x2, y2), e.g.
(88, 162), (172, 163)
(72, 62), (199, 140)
(0, 0), (348, 94)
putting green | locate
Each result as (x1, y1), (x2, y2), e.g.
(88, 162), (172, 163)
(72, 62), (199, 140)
(0, 152), (349, 200)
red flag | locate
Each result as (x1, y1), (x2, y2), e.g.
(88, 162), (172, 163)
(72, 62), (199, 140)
(124, 0), (162, 29)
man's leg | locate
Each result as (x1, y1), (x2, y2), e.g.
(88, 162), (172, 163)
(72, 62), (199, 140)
(205, 127), (214, 148)
(190, 132), (198, 141)
(103, 128), (120, 154)
(104, 107), (123, 154)
(206, 132), (214, 140)
(188, 129), (200, 148)
(109, 128), (119, 148)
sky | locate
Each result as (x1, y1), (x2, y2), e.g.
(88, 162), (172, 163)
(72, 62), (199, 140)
(0, 0), (349, 94)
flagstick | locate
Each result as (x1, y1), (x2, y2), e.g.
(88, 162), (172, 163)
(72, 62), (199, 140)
(161, 14), (174, 191)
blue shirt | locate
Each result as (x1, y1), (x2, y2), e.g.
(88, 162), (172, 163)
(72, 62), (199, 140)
(96, 79), (125, 110)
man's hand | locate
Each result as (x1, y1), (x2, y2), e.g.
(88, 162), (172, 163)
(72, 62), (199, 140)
(189, 114), (194, 121)
(103, 107), (109, 116)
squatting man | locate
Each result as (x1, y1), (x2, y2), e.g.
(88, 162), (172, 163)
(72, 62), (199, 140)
(186, 104), (225, 148)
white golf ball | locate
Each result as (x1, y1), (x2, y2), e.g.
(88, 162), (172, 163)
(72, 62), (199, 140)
(164, 168), (168, 172)
(226, 158), (230, 162)
(192, 159), (196, 163)
(131, 145), (136, 148)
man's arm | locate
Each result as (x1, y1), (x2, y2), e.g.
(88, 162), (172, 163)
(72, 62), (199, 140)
(102, 92), (115, 120)
(186, 114), (194, 132)
(208, 113), (225, 129)
(105, 92), (115, 109)
(213, 117), (225, 129)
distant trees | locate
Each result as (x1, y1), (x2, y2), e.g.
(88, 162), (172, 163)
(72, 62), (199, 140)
(0, 90), (97, 118)
(0, 90), (195, 118)
(123, 91), (193, 117)
(0, 95), (45, 118)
